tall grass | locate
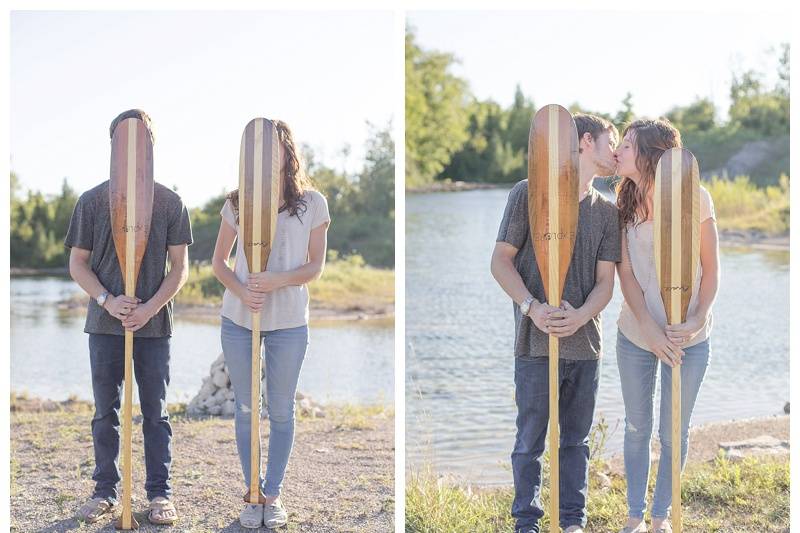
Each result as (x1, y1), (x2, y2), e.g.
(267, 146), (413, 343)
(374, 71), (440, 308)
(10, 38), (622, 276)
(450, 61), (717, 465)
(406, 420), (789, 532)
(706, 174), (789, 235)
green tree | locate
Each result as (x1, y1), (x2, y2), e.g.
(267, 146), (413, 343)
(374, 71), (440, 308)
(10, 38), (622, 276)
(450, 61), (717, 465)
(405, 27), (471, 187)
(666, 97), (717, 133)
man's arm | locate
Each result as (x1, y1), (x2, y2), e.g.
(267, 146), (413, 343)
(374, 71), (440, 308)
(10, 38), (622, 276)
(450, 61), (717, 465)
(121, 244), (189, 332)
(68, 246), (139, 321)
(547, 260), (615, 338)
(490, 241), (556, 333)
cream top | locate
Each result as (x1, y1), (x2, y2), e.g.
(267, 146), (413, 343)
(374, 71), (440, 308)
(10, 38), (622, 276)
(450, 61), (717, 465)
(617, 186), (716, 351)
(220, 190), (330, 331)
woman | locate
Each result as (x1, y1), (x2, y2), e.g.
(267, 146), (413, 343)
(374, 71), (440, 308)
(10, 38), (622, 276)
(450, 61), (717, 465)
(614, 119), (719, 533)
(211, 120), (330, 529)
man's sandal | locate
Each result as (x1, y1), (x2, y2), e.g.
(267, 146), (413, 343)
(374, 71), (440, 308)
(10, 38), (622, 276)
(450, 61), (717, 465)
(76, 497), (119, 523)
(148, 497), (178, 525)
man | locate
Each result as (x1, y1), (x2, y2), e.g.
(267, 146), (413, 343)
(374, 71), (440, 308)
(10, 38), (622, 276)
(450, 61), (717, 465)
(66, 109), (192, 526)
(490, 114), (622, 533)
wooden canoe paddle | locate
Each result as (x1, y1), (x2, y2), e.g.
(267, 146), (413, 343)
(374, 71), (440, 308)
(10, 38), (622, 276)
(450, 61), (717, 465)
(239, 118), (281, 505)
(653, 147), (700, 533)
(110, 117), (154, 530)
(528, 104), (580, 532)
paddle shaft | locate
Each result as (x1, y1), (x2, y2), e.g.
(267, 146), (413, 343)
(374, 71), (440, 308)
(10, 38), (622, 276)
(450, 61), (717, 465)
(249, 313), (261, 502)
(548, 236), (560, 533)
(119, 119), (139, 530)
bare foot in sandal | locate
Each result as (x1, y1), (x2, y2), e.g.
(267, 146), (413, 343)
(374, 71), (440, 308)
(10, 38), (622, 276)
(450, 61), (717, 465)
(148, 496), (178, 525)
(76, 497), (119, 523)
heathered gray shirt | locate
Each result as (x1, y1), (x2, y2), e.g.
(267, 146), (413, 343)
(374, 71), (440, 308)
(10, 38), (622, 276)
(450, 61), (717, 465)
(64, 180), (193, 338)
(496, 179), (621, 360)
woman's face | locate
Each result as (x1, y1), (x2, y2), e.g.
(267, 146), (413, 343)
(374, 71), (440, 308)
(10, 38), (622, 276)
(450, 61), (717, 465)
(614, 131), (640, 182)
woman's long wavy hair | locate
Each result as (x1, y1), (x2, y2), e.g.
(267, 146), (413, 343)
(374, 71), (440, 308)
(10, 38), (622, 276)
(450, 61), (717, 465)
(227, 120), (315, 223)
(615, 118), (682, 227)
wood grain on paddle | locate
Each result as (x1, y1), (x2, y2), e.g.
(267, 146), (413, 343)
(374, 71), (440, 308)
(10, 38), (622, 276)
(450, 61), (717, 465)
(109, 117), (154, 530)
(238, 117), (280, 505)
(528, 104), (580, 533)
(654, 147), (701, 533)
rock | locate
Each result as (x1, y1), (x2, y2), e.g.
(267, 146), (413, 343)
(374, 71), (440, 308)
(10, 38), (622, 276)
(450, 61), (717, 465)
(202, 396), (217, 410)
(719, 435), (789, 461)
(225, 389), (235, 401)
(222, 399), (236, 417)
(594, 471), (612, 490)
(313, 407), (326, 418)
(212, 388), (228, 404)
(295, 391), (305, 400)
(298, 398), (313, 415)
(784, 402), (790, 414)
(199, 377), (216, 398)
(212, 369), (229, 389)
(208, 404), (222, 416)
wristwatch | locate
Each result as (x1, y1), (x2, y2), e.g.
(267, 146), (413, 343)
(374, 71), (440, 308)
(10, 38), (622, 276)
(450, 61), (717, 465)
(519, 296), (535, 317)
(96, 291), (110, 308)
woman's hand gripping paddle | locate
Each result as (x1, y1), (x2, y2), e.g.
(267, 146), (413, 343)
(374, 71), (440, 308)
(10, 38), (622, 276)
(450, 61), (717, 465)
(654, 148), (700, 533)
(110, 118), (154, 530)
(239, 118), (280, 505)
(529, 104), (579, 532)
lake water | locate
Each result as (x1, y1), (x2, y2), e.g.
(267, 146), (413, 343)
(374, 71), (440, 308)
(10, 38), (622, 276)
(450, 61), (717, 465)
(406, 188), (789, 485)
(11, 277), (394, 406)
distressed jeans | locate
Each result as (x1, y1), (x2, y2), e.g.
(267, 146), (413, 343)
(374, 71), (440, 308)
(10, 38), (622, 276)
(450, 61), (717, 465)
(220, 316), (309, 497)
(511, 356), (600, 532)
(616, 330), (710, 519)
(88, 333), (172, 502)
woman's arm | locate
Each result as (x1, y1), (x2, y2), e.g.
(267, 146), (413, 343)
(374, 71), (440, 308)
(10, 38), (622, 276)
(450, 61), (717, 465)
(248, 222), (329, 292)
(211, 218), (265, 312)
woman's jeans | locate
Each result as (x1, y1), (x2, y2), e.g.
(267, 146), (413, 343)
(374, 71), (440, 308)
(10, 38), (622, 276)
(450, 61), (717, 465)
(616, 331), (710, 519)
(221, 316), (309, 497)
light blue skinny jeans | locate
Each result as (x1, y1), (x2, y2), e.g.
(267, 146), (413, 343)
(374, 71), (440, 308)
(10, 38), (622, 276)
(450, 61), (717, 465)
(221, 316), (309, 497)
(616, 330), (710, 519)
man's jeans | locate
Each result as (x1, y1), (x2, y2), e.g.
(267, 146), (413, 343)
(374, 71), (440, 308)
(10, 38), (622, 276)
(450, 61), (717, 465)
(89, 334), (172, 502)
(511, 356), (599, 532)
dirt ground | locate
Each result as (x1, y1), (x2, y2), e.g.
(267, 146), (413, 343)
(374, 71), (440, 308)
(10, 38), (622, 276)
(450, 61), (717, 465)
(10, 398), (394, 532)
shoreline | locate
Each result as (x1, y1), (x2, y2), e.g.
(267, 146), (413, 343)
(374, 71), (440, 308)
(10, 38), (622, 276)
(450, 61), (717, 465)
(410, 414), (789, 485)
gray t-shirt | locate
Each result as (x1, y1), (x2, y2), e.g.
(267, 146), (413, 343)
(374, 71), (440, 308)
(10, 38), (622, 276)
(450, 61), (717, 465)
(496, 180), (621, 360)
(64, 180), (193, 337)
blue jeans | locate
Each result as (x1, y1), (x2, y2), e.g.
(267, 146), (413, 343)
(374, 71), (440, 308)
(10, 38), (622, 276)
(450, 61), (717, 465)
(511, 357), (600, 532)
(616, 331), (710, 519)
(220, 316), (309, 497)
(88, 334), (172, 502)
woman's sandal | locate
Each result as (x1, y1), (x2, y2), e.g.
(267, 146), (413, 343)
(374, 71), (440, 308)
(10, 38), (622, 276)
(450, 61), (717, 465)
(148, 496), (178, 525)
(76, 497), (119, 523)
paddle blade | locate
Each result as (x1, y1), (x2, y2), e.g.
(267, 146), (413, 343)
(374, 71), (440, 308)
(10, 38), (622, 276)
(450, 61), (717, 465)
(239, 118), (281, 274)
(654, 147), (700, 325)
(528, 104), (580, 305)
(110, 118), (154, 293)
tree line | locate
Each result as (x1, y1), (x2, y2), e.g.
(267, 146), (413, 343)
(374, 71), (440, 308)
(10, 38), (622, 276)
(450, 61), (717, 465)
(406, 27), (789, 187)
(10, 124), (394, 270)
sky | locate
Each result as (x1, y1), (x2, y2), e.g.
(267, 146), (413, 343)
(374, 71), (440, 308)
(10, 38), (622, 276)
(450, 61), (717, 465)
(408, 10), (791, 122)
(10, 11), (395, 208)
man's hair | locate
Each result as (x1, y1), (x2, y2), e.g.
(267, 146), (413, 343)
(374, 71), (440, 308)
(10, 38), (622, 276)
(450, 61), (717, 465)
(109, 109), (154, 144)
(573, 113), (618, 152)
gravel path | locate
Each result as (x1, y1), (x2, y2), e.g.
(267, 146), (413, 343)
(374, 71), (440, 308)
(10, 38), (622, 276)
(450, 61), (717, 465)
(11, 399), (394, 532)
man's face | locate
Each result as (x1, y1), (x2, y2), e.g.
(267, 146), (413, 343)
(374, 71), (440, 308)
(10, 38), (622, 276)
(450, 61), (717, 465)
(586, 130), (617, 175)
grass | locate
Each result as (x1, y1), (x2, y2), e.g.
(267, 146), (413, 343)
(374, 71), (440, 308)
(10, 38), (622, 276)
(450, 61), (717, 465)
(407, 445), (788, 533)
(706, 174), (790, 236)
(177, 252), (394, 313)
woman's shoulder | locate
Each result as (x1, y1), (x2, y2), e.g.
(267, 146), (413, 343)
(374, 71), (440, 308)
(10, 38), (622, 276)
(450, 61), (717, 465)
(302, 189), (328, 207)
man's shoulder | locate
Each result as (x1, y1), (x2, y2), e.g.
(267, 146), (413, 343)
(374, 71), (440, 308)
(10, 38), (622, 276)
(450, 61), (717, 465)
(589, 188), (618, 215)
(154, 182), (185, 207)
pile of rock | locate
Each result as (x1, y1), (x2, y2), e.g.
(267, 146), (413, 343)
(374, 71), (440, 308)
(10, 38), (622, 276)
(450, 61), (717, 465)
(186, 353), (325, 418)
